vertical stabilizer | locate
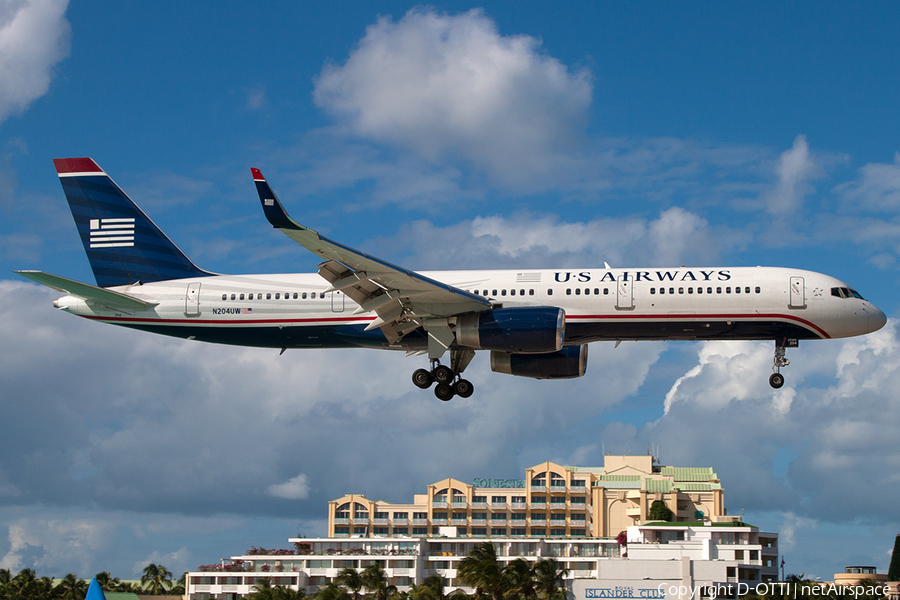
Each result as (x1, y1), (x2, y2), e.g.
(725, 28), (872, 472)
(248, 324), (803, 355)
(54, 157), (212, 288)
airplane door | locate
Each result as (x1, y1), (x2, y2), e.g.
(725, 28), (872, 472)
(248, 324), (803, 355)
(789, 276), (806, 309)
(616, 275), (634, 310)
(331, 290), (344, 313)
(185, 282), (201, 316)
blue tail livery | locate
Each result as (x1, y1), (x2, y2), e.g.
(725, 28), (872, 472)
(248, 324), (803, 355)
(53, 157), (212, 287)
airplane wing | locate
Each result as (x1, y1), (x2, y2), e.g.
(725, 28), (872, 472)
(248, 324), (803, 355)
(15, 270), (158, 310)
(251, 168), (491, 343)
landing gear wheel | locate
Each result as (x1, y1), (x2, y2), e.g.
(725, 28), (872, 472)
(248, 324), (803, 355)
(453, 379), (474, 398)
(412, 368), (434, 389)
(433, 365), (454, 384)
(434, 383), (455, 401)
(769, 373), (785, 389)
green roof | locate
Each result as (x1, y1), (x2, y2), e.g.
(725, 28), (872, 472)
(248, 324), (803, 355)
(645, 479), (673, 493)
(659, 467), (716, 482)
(597, 475), (640, 481)
(679, 482), (722, 491)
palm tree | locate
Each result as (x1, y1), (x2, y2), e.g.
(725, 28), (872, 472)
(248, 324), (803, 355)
(457, 542), (505, 600)
(141, 563), (174, 595)
(336, 567), (364, 600)
(56, 573), (88, 600)
(361, 563), (397, 600)
(315, 581), (352, 600)
(409, 574), (445, 600)
(532, 557), (568, 600)
(504, 558), (537, 600)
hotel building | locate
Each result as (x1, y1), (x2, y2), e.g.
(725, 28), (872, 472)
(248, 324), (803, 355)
(186, 455), (778, 599)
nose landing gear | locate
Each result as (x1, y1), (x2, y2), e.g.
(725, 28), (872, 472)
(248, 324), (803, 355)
(769, 339), (797, 389)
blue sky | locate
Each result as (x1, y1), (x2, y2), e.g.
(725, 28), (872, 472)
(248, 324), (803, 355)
(2, 0), (900, 581)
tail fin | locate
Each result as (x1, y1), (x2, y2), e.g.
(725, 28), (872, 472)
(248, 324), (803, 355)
(53, 158), (212, 288)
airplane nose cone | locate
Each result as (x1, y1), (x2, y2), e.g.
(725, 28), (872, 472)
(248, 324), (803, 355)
(868, 305), (887, 333)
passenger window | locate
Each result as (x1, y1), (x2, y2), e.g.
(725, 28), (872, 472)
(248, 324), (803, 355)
(529, 289), (534, 296)
(669, 287), (675, 294)
(231, 294), (236, 300)
(311, 292), (317, 299)
(697, 287), (703, 294)
(501, 289), (507, 296)
(249, 293), (254, 300)
(483, 290), (488, 296)
(717, 287), (722, 294)
(755, 287), (760, 294)
(547, 289), (553, 296)
(222, 294), (227, 301)
(745, 287), (750, 294)
(566, 289), (572, 295)
(240, 293), (245, 300)
(679, 288), (684, 294)
(650, 288), (656, 295)
(275, 293), (280, 299)
(520, 289), (525, 296)
(575, 289), (581, 295)
(735, 287), (741, 294)
(726, 287), (731, 294)
(660, 288), (665, 295)
(510, 289), (515, 296)
(293, 292), (298, 299)
(302, 292), (308, 299)
(266, 293), (272, 299)
(688, 287), (693, 294)
(584, 288), (590, 295)
(594, 288), (599, 295)
(604, 288), (609, 295)
(708, 287), (713, 294)
(492, 290), (498, 296)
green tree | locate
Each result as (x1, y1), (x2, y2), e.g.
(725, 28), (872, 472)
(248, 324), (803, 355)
(315, 581), (352, 600)
(889, 533), (900, 582)
(457, 542), (505, 600)
(56, 573), (89, 600)
(532, 557), (569, 600)
(141, 563), (174, 595)
(504, 558), (537, 600)
(409, 574), (445, 600)
(361, 563), (396, 600)
(336, 567), (364, 600)
(648, 500), (673, 521)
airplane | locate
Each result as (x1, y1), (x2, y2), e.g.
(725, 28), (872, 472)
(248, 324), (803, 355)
(15, 157), (887, 400)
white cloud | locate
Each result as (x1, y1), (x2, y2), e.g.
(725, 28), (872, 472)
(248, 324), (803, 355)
(837, 152), (900, 212)
(764, 134), (820, 215)
(0, 0), (70, 124)
(267, 474), (310, 500)
(313, 7), (592, 187)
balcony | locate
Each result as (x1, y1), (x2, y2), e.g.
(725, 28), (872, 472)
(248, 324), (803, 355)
(490, 518), (507, 525)
(334, 518), (350, 525)
(471, 501), (487, 509)
(412, 519), (428, 526)
(530, 502), (547, 509)
(490, 502), (507, 510)
(570, 518), (587, 526)
(432, 501), (448, 509)
(531, 485), (547, 492)
(392, 518), (408, 526)
(510, 518), (526, 526)
(531, 519), (546, 526)
(471, 519), (487, 526)
(549, 485), (567, 493)
(373, 518), (389, 525)
(451, 501), (468, 509)
(625, 507), (642, 518)
(570, 485), (587, 493)
(450, 519), (468, 526)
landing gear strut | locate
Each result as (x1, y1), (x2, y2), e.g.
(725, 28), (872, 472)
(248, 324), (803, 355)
(411, 351), (475, 400)
(769, 340), (794, 389)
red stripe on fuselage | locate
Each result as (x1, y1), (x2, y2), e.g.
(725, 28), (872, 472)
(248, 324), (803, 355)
(565, 312), (830, 338)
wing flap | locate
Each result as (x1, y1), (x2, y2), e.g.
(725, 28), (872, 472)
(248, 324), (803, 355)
(15, 270), (158, 310)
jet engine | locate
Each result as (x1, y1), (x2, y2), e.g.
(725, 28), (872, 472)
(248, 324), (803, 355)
(456, 307), (565, 353)
(490, 344), (588, 379)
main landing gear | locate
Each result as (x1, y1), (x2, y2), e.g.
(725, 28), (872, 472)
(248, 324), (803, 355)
(769, 339), (796, 389)
(412, 347), (476, 401)
(412, 360), (475, 401)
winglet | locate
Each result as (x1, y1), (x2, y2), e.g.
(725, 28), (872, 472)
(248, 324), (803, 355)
(86, 578), (107, 600)
(251, 167), (306, 231)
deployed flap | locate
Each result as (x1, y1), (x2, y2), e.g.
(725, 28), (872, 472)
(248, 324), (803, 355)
(15, 270), (158, 310)
(251, 168), (491, 336)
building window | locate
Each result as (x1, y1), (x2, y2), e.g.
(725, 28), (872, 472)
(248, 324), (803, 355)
(393, 528), (409, 535)
(492, 528), (507, 536)
(550, 529), (566, 536)
(471, 528), (487, 536)
(571, 529), (586, 536)
(335, 527), (349, 534)
(413, 512), (427, 519)
(354, 527), (367, 534)
(531, 528), (546, 536)
(374, 527), (389, 535)
(433, 512), (447, 520)
(413, 528), (428, 535)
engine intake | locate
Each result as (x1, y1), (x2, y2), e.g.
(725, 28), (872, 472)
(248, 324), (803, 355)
(490, 345), (588, 379)
(456, 307), (565, 353)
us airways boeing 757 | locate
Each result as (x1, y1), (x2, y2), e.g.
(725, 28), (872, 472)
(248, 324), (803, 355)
(16, 158), (887, 400)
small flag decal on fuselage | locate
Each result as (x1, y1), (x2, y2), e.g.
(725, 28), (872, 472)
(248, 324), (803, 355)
(90, 218), (135, 248)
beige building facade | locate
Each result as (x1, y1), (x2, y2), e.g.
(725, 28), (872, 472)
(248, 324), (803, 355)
(327, 455), (727, 540)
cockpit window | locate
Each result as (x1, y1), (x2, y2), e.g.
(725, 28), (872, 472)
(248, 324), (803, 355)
(832, 287), (866, 300)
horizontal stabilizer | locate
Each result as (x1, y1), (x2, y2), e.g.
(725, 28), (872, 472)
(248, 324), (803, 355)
(15, 270), (158, 309)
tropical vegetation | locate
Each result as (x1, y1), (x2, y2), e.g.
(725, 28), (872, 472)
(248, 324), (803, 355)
(0, 564), (185, 599)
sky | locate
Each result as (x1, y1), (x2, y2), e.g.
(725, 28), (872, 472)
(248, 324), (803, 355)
(1, 0), (900, 581)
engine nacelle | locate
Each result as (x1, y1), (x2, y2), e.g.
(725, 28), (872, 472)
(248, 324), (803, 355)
(490, 345), (588, 379)
(456, 307), (565, 353)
